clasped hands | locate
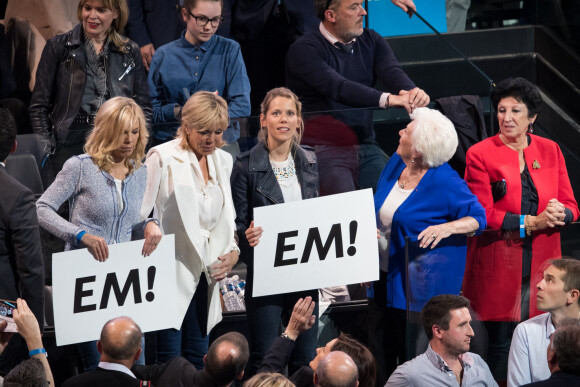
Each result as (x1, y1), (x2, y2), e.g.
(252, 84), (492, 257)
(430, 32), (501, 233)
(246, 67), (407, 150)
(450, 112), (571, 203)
(531, 198), (567, 231)
(389, 88), (430, 114)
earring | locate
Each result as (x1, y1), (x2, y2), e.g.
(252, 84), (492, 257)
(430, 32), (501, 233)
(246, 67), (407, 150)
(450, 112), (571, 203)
(528, 123), (534, 133)
(411, 158), (415, 163)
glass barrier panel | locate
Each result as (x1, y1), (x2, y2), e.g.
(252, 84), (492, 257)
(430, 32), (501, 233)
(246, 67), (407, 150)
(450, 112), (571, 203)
(404, 222), (580, 381)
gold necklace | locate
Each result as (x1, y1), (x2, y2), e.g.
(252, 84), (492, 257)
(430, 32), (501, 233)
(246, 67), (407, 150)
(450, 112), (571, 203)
(399, 168), (424, 189)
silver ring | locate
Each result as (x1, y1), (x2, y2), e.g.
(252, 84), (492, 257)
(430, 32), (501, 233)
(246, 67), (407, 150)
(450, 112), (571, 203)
(224, 272), (228, 277)
(153, 241), (158, 245)
(432, 235), (437, 239)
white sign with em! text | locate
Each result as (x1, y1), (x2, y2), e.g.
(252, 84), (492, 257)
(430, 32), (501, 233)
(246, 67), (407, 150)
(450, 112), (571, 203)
(52, 235), (178, 346)
(252, 189), (379, 297)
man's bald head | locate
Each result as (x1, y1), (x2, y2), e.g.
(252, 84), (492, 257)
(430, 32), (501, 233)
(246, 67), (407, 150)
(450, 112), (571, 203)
(204, 332), (249, 386)
(99, 316), (142, 362)
(315, 351), (359, 387)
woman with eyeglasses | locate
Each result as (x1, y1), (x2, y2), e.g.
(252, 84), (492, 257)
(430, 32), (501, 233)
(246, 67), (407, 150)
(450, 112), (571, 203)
(140, 91), (239, 368)
(146, 0), (251, 148)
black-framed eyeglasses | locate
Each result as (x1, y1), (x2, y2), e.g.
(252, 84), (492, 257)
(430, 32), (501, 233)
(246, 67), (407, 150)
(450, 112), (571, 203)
(187, 10), (223, 28)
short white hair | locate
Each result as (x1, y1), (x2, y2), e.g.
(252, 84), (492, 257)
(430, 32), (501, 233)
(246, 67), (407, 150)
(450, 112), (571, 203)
(410, 107), (458, 168)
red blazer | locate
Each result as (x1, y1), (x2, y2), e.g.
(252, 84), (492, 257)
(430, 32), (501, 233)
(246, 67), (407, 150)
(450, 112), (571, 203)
(463, 134), (579, 321)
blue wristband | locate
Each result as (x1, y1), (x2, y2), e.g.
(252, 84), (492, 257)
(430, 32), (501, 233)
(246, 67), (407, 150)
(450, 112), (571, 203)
(520, 215), (525, 238)
(29, 348), (47, 357)
(77, 231), (86, 242)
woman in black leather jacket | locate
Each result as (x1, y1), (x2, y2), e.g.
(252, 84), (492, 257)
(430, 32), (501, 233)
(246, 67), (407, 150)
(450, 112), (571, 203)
(231, 87), (319, 377)
(29, 0), (151, 178)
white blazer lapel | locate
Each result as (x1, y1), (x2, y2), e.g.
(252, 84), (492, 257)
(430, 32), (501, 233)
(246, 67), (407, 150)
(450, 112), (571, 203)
(170, 160), (205, 263)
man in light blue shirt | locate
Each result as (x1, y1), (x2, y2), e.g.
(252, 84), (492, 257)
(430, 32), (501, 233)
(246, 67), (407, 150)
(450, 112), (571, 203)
(386, 295), (497, 387)
(507, 259), (580, 387)
(148, 0), (251, 148)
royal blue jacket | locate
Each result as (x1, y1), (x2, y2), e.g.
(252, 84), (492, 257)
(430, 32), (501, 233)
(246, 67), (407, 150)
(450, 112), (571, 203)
(373, 153), (486, 310)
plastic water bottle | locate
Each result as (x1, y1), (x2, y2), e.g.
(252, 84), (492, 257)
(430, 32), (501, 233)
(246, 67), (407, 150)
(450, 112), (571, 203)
(231, 275), (246, 310)
(219, 277), (242, 312)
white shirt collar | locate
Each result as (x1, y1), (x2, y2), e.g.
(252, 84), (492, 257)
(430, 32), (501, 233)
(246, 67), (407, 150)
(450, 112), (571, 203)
(98, 361), (136, 378)
(546, 313), (556, 339)
(0, 161), (5, 167)
(319, 22), (357, 46)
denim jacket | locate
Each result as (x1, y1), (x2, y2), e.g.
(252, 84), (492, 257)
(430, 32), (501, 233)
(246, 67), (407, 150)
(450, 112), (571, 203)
(231, 142), (319, 267)
(37, 154), (150, 250)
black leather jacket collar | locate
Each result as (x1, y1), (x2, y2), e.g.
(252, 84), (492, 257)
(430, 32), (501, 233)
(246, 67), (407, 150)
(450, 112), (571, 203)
(29, 24), (151, 148)
(231, 141), (319, 267)
(248, 141), (318, 204)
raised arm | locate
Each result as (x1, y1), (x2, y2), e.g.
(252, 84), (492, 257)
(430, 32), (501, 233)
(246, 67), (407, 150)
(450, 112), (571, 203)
(13, 298), (54, 387)
(258, 297), (316, 374)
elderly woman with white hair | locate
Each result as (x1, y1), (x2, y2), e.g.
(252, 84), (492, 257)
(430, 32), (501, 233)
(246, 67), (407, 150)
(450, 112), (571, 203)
(369, 107), (486, 380)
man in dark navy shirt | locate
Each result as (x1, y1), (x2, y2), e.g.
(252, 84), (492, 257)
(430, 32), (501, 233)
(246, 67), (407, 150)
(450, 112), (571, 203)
(286, 0), (430, 196)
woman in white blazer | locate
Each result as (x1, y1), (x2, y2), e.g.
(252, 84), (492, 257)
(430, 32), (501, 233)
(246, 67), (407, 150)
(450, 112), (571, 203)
(140, 91), (239, 368)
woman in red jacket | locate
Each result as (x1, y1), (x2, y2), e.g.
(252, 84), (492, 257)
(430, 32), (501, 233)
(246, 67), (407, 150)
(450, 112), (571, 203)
(464, 77), (579, 381)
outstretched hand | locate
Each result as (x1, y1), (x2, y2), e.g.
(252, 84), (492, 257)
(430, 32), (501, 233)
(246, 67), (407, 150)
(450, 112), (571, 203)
(13, 298), (55, 387)
(284, 297), (316, 341)
(391, 0), (416, 16)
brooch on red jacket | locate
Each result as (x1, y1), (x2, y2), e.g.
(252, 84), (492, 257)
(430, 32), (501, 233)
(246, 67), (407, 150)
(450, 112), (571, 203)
(532, 159), (541, 169)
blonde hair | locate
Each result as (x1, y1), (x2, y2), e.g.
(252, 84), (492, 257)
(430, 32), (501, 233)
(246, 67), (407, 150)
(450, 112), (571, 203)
(78, 0), (129, 51)
(177, 91), (229, 150)
(259, 87), (304, 152)
(84, 97), (148, 173)
(243, 373), (296, 387)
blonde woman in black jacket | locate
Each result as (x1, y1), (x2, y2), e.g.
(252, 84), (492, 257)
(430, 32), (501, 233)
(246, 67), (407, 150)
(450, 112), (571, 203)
(231, 87), (319, 377)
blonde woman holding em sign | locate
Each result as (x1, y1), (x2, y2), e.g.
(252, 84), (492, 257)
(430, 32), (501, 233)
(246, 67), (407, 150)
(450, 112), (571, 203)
(140, 91), (239, 368)
(36, 97), (162, 371)
(231, 87), (319, 376)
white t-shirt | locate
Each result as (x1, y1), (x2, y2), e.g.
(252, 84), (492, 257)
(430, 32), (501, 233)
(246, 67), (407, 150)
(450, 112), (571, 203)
(377, 182), (413, 272)
(114, 178), (124, 213)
